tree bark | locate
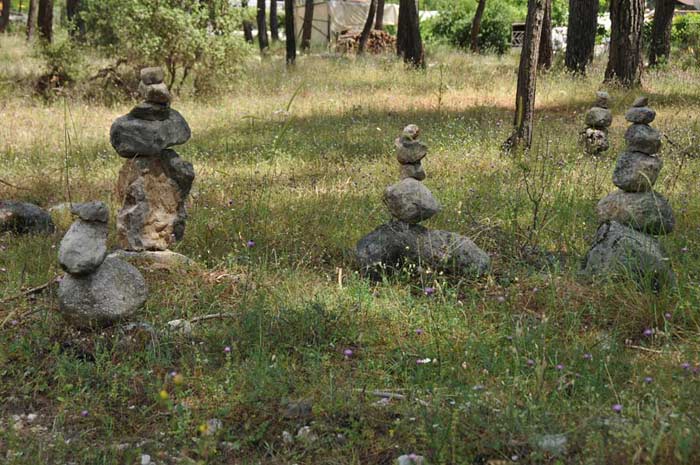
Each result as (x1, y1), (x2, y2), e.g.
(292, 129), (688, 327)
(470, 0), (487, 53)
(285, 0), (296, 64)
(375, 0), (385, 30)
(649, 0), (675, 67)
(604, 0), (644, 87)
(505, 0), (546, 150)
(27, 0), (38, 40)
(242, 0), (254, 43)
(270, 0), (279, 41)
(397, 0), (424, 68)
(0, 0), (10, 33)
(37, 0), (53, 42)
(538, 0), (552, 70)
(301, 0), (314, 52)
(358, 0), (377, 55)
(565, 0), (598, 74)
(256, 0), (269, 51)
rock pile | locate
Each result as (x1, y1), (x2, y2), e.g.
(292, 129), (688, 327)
(0, 200), (54, 234)
(582, 91), (612, 156)
(583, 97), (675, 288)
(110, 67), (194, 251)
(356, 125), (490, 277)
(58, 202), (148, 327)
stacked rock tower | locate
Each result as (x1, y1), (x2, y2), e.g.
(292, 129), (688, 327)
(57, 202), (148, 327)
(582, 91), (612, 156)
(583, 97), (676, 288)
(356, 125), (490, 277)
(110, 67), (194, 252)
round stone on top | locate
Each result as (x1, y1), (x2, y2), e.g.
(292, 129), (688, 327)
(403, 124), (420, 140)
(632, 96), (648, 107)
(595, 91), (610, 109)
(140, 67), (165, 85)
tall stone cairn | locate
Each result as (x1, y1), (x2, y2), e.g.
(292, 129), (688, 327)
(110, 67), (194, 251)
(582, 91), (612, 156)
(356, 125), (490, 278)
(583, 97), (675, 289)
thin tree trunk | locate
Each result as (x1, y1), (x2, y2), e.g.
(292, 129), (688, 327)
(649, 0), (675, 67)
(375, 0), (385, 30)
(565, 0), (599, 74)
(27, 0), (38, 40)
(470, 0), (487, 53)
(256, 0), (269, 51)
(242, 0), (254, 43)
(358, 0), (377, 55)
(0, 0), (10, 33)
(285, 0), (296, 64)
(538, 0), (552, 70)
(505, 0), (546, 150)
(270, 0), (279, 41)
(37, 0), (53, 42)
(397, 0), (424, 68)
(604, 0), (644, 87)
(301, 0), (314, 52)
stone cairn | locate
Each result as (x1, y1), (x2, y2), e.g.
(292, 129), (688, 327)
(356, 125), (490, 277)
(582, 91), (612, 156)
(583, 97), (676, 288)
(110, 67), (194, 252)
(58, 201), (148, 327)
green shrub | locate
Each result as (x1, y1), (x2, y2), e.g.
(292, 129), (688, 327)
(672, 14), (700, 50)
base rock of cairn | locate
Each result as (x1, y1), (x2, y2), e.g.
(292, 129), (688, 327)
(110, 68), (194, 251)
(582, 91), (612, 156)
(356, 125), (490, 278)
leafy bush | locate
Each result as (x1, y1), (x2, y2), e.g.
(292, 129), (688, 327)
(33, 35), (85, 98)
(672, 14), (700, 50)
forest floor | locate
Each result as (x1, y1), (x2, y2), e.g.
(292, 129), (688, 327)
(2, 36), (700, 464)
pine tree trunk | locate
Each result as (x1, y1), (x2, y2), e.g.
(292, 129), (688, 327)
(270, 0), (279, 41)
(37, 0), (53, 42)
(27, 0), (38, 40)
(0, 0), (10, 33)
(397, 0), (424, 68)
(505, 0), (546, 150)
(538, 0), (552, 70)
(470, 0), (487, 53)
(285, 0), (296, 64)
(301, 0), (314, 52)
(564, 0), (599, 74)
(256, 0), (269, 51)
(649, 0), (675, 67)
(242, 0), (254, 43)
(375, 0), (385, 30)
(604, 0), (644, 87)
(358, 0), (377, 55)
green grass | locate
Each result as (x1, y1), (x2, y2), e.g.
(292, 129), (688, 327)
(2, 34), (700, 464)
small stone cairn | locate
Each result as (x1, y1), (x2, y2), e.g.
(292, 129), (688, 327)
(356, 125), (490, 277)
(58, 202), (148, 327)
(583, 97), (675, 288)
(582, 91), (612, 156)
(110, 67), (194, 252)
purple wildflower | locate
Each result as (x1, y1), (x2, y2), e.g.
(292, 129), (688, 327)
(416, 358), (431, 365)
(423, 287), (435, 296)
(246, 240), (255, 248)
(415, 328), (424, 335)
(681, 362), (691, 370)
(612, 404), (622, 413)
(224, 346), (231, 354)
(526, 359), (535, 367)
(664, 312), (672, 320)
(643, 376), (653, 384)
(343, 349), (353, 357)
(555, 364), (564, 371)
(80, 410), (89, 417)
(583, 353), (593, 361)
(643, 328), (653, 337)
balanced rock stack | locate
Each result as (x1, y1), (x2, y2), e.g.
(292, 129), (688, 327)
(58, 202), (148, 327)
(110, 67), (194, 252)
(356, 125), (490, 277)
(582, 91), (612, 156)
(583, 97), (675, 288)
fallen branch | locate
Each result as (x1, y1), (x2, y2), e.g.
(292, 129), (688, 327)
(0, 276), (59, 305)
(0, 178), (30, 191)
(627, 344), (663, 354)
(189, 313), (237, 324)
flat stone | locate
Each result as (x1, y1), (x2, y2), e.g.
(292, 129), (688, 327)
(583, 128), (609, 155)
(625, 107), (656, 124)
(129, 102), (170, 122)
(383, 178), (440, 224)
(0, 201), (55, 234)
(108, 250), (195, 269)
(140, 67), (164, 85)
(585, 107), (613, 129)
(71, 201), (108, 223)
(595, 91), (610, 109)
(139, 81), (171, 105)
(624, 124), (661, 155)
(414, 229), (490, 277)
(110, 109), (191, 157)
(58, 219), (109, 275)
(58, 257), (148, 327)
(612, 152), (662, 192)
(582, 221), (675, 290)
(597, 190), (674, 235)
(395, 138), (428, 164)
(632, 96), (648, 107)
(399, 162), (426, 181)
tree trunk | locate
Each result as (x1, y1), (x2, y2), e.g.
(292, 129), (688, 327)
(285, 0), (296, 64)
(604, 0), (644, 87)
(27, 0), (38, 40)
(505, 0), (546, 150)
(649, 0), (675, 67)
(564, 0), (598, 74)
(0, 0), (10, 33)
(538, 0), (552, 70)
(301, 0), (314, 52)
(358, 0), (377, 55)
(397, 0), (424, 68)
(375, 0), (385, 30)
(37, 0), (53, 42)
(470, 0), (486, 53)
(242, 0), (254, 43)
(270, 0), (279, 41)
(256, 0), (269, 51)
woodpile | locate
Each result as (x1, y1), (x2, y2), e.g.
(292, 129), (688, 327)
(336, 30), (397, 54)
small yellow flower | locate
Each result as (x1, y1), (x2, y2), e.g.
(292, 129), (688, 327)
(159, 390), (169, 400)
(173, 374), (184, 386)
(198, 423), (208, 434)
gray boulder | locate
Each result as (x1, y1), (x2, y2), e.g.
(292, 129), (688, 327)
(585, 107), (613, 129)
(582, 221), (675, 290)
(395, 138), (428, 164)
(71, 201), (109, 223)
(399, 162), (426, 181)
(139, 81), (171, 105)
(597, 190), (675, 235)
(356, 221), (427, 275)
(414, 229), (490, 276)
(58, 219), (109, 275)
(110, 109), (191, 158)
(624, 124), (661, 155)
(129, 102), (170, 122)
(140, 67), (164, 85)
(58, 257), (148, 327)
(595, 91), (610, 109)
(383, 178), (440, 224)
(583, 128), (609, 155)
(612, 152), (662, 192)
(0, 200), (55, 234)
(625, 107), (656, 124)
